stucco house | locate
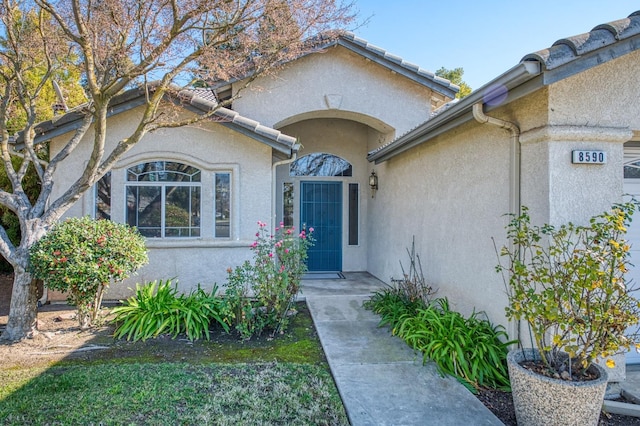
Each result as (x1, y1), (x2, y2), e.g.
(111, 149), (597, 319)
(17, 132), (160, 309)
(42, 11), (640, 360)
(42, 32), (458, 296)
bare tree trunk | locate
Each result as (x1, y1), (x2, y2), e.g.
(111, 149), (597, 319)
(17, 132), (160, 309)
(1, 264), (38, 340)
(1, 219), (47, 341)
(91, 284), (105, 323)
(78, 305), (91, 330)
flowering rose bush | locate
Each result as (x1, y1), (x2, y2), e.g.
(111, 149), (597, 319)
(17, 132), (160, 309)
(226, 221), (314, 338)
(29, 217), (148, 329)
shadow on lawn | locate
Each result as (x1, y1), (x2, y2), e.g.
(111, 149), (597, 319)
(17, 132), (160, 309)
(0, 275), (347, 425)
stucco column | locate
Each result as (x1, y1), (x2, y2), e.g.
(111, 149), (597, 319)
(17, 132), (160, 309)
(519, 125), (632, 227)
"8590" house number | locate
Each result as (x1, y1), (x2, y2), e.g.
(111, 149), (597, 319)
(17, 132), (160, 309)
(572, 150), (606, 164)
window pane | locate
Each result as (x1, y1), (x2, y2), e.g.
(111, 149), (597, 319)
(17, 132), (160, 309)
(127, 186), (161, 237)
(290, 153), (352, 177)
(349, 183), (358, 245)
(165, 186), (200, 237)
(95, 172), (111, 220)
(215, 173), (230, 238)
(625, 162), (640, 178)
(283, 182), (294, 227)
(127, 161), (201, 182)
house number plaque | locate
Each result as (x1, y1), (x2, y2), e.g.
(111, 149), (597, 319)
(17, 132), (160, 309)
(572, 150), (606, 164)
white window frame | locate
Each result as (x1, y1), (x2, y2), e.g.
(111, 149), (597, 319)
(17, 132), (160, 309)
(214, 171), (232, 238)
(125, 161), (202, 239)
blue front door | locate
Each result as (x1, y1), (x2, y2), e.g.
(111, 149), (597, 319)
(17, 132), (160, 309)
(300, 181), (342, 271)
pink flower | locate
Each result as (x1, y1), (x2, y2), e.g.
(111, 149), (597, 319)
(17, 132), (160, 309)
(255, 232), (260, 237)
(280, 221), (284, 227)
(285, 249), (290, 254)
(269, 252), (274, 258)
(250, 242), (258, 248)
(309, 227), (314, 233)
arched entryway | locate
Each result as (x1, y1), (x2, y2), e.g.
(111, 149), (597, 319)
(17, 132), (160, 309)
(275, 117), (385, 273)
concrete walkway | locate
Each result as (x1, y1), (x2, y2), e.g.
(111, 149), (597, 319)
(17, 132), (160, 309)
(300, 272), (503, 426)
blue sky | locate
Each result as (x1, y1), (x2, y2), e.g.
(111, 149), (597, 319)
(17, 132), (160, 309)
(351, 1), (639, 90)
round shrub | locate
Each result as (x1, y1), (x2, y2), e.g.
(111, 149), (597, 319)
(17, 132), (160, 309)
(29, 216), (148, 328)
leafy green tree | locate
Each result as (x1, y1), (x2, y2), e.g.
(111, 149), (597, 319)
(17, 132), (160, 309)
(29, 217), (148, 329)
(436, 67), (472, 99)
(0, 0), (353, 340)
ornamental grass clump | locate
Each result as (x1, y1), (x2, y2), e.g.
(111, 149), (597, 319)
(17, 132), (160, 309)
(111, 279), (229, 341)
(496, 203), (640, 380)
(397, 298), (514, 392)
(365, 292), (514, 392)
(29, 217), (148, 329)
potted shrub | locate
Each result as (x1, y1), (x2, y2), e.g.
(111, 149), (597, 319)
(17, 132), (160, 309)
(496, 203), (640, 426)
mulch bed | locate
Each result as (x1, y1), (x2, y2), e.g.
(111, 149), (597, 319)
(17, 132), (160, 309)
(476, 387), (640, 425)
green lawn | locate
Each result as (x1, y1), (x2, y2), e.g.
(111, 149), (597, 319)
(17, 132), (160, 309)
(1, 362), (347, 425)
(0, 304), (348, 425)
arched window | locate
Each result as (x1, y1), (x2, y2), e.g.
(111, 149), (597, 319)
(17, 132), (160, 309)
(126, 161), (201, 238)
(290, 153), (352, 177)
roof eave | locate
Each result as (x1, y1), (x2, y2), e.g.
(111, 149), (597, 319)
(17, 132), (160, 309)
(219, 121), (294, 156)
(367, 61), (542, 164)
(211, 32), (460, 99)
(28, 85), (298, 159)
(334, 37), (459, 99)
(181, 93), (297, 157)
(539, 33), (640, 85)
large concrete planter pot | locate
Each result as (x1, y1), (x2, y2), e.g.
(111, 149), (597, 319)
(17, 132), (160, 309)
(507, 348), (608, 426)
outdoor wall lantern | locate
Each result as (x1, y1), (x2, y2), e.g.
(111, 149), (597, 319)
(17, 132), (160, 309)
(369, 170), (378, 197)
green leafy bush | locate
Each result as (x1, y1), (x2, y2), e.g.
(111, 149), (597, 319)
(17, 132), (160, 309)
(363, 286), (427, 329)
(112, 280), (229, 341)
(29, 217), (148, 328)
(365, 291), (514, 392)
(225, 221), (314, 339)
(395, 298), (514, 392)
(496, 203), (640, 379)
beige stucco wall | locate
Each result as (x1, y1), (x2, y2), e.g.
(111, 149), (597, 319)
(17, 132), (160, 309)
(49, 105), (274, 299)
(548, 50), (640, 129)
(367, 118), (513, 326)
(232, 45), (436, 142)
(521, 51), (640, 227)
(367, 51), (640, 331)
(232, 46), (445, 274)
